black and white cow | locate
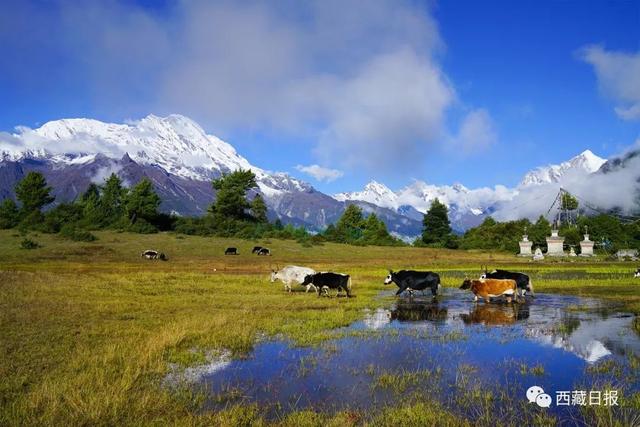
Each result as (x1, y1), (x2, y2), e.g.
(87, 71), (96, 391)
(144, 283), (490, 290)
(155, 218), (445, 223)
(225, 247), (238, 255)
(141, 250), (167, 260)
(301, 272), (352, 297)
(384, 270), (440, 297)
(252, 246), (263, 254)
(481, 269), (534, 297)
(635, 268), (640, 278)
(257, 248), (271, 256)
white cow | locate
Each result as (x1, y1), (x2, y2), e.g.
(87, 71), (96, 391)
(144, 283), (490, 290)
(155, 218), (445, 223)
(270, 265), (317, 292)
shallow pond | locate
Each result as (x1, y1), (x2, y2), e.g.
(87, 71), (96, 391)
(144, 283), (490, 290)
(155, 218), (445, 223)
(195, 289), (640, 424)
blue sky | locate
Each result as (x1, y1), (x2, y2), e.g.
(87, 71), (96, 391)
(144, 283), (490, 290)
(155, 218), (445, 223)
(1, 0), (639, 193)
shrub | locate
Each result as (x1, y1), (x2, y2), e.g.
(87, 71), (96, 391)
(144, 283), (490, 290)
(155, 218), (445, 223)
(60, 224), (97, 242)
(126, 218), (158, 234)
(20, 238), (40, 249)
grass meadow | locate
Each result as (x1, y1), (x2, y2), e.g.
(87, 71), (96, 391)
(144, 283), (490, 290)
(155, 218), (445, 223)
(1, 230), (639, 426)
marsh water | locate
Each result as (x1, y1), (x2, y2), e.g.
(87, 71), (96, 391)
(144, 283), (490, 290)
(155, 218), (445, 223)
(195, 289), (640, 424)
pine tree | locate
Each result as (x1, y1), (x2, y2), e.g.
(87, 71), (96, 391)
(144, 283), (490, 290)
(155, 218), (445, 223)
(15, 172), (55, 215)
(362, 213), (393, 244)
(0, 199), (19, 229)
(421, 198), (452, 246)
(125, 178), (160, 224)
(80, 183), (102, 225)
(210, 169), (257, 220)
(251, 194), (268, 223)
(335, 204), (364, 242)
(100, 174), (127, 226)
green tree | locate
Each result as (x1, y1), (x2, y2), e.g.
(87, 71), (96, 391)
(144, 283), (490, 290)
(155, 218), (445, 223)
(43, 203), (83, 233)
(362, 213), (395, 245)
(79, 183), (102, 226)
(528, 215), (551, 247)
(100, 174), (127, 226)
(210, 169), (257, 220)
(421, 198), (452, 246)
(124, 178), (160, 225)
(251, 194), (268, 223)
(335, 204), (365, 242)
(0, 199), (19, 229)
(15, 172), (55, 215)
(561, 192), (579, 211)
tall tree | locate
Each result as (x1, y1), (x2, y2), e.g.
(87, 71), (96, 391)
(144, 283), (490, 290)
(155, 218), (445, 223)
(421, 198), (452, 246)
(125, 178), (160, 224)
(335, 204), (364, 242)
(80, 183), (102, 224)
(0, 199), (19, 229)
(15, 172), (55, 215)
(100, 174), (127, 226)
(362, 213), (394, 244)
(251, 194), (268, 223)
(210, 169), (257, 220)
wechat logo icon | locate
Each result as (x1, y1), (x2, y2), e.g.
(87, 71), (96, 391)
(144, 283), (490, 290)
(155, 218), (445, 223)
(527, 386), (552, 408)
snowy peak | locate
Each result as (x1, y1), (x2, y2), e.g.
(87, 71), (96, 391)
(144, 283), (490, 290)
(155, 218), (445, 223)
(2, 114), (258, 181)
(334, 180), (398, 209)
(519, 150), (606, 187)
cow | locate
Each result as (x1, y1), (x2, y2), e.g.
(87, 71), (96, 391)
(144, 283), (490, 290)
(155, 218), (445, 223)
(301, 272), (352, 297)
(225, 247), (238, 255)
(460, 278), (519, 303)
(257, 248), (271, 256)
(270, 265), (317, 292)
(481, 268), (534, 297)
(141, 250), (167, 260)
(635, 268), (640, 278)
(252, 246), (263, 254)
(384, 270), (441, 297)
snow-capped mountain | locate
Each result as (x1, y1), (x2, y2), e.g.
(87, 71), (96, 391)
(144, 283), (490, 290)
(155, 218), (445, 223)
(0, 114), (421, 235)
(335, 149), (619, 231)
(519, 150), (605, 187)
(1, 114), (635, 235)
(334, 181), (398, 209)
(336, 180), (516, 231)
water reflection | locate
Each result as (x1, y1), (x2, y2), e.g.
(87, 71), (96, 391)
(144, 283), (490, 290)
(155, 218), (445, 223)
(460, 303), (530, 326)
(195, 288), (639, 422)
(390, 300), (448, 323)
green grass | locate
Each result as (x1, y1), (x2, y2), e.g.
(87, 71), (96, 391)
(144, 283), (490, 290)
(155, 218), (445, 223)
(1, 229), (639, 425)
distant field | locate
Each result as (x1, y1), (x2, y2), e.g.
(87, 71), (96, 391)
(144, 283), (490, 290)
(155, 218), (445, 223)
(1, 230), (638, 426)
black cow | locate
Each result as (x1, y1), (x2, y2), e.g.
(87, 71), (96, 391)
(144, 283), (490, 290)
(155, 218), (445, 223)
(252, 246), (263, 254)
(257, 248), (271, 256)
(481, 269), (534, 297)
(384, 270), (440, 297)
(635, 268), (640, 278)
(225, 247), (238, 255)
(301, 272), (352, 297)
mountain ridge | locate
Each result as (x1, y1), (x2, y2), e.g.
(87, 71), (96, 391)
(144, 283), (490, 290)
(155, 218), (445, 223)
(1, 114), (636, 236)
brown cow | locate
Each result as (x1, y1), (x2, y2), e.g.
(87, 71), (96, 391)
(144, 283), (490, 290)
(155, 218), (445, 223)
(459, 278), (518, 303)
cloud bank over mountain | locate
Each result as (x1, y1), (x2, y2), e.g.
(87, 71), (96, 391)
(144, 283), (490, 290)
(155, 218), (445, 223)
(4, 0), (499, 176)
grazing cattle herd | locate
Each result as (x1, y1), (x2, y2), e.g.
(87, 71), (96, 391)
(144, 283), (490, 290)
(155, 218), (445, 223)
(142, 246), (640, 304)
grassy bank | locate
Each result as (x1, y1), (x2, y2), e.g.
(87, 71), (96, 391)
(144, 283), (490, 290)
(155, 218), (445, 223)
(1, 230), (638, 425)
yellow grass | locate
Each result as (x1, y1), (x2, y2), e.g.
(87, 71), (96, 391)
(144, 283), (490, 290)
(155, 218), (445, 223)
(0, 230), (638, 425)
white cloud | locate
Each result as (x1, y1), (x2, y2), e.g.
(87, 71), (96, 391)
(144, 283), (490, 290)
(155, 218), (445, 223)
(492, 142), (640, 221)
(579, 45), (640, 120)
(41, 0), (467, 175)
(452, 108), (497, 153)
(295, 164), (343, 182)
